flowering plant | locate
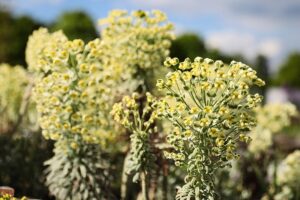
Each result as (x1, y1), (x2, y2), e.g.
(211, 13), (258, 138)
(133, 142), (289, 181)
(26, 27), (67, 73)
(111, 92), (158, 199)
(0, 64), (36, 134)
(275, 150), (300, 200)
(156, 57), (264, 199)
(32, 38), (115, 145)
(99, 10), (174, 93)
(248, 103), (297, 155)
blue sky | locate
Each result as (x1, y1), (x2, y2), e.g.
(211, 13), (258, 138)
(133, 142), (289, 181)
(3, 0), (300, 72)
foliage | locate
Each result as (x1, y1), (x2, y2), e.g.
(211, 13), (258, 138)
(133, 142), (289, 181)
(253, 55), (269, 98)
(111, 93), (157, 182)
(111, 93), (157, 199)
(104, 10), (174, 199)
(156, 57), (264, 199)
(51, 11), (98, 42)
(0, 9), (42, 66)
(170, 33), (206, 61)
(1, 7), (300, 200)
(170, 33), (247, 67)
(29, 28), (120, 198)
(44, 139), (115, 200)
(275, 52), (300, 88)
(0, 134), (53, 199)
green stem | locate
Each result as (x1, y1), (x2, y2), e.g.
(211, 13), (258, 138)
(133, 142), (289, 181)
(141, 171), (149, 200)
(121, 152), (131, 200)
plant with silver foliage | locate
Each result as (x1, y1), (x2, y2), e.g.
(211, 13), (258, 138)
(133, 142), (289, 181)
(156, 57), (264, 200)
(111, 92), (157, 200)
(45, 138), (116, 200)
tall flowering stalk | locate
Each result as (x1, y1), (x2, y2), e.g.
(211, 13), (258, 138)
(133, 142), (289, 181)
(32, 34), (117, 199)
(156, 57), (265, 199)
(111, 92), (158, 200)
(100, 9), (174, 199)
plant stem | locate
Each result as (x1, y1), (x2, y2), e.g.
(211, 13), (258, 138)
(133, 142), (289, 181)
(141, 171), (149, 200)
(121, 152), (131, 200)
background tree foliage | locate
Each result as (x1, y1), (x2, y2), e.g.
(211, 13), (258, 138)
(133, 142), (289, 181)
(0, 5), (300, 199)
(170, 33), (206, 60)
(0, 9), (41, 66)
(51, 11), (98, 42)
(275, 53), (300, 88)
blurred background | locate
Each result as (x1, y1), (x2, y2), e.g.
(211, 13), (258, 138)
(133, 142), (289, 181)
(0, 0), (300, 199)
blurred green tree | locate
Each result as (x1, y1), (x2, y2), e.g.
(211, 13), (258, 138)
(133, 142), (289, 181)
(170, 33), (206, 60)
(0, 9), (42, 66)
(275, 52), (300, 88)
(253, 55), (269, 101)
(205, 49), (245, 64)
(51, 11), (98, 42)
(170, 33), (246, 65)
(0, 10), (14, 64)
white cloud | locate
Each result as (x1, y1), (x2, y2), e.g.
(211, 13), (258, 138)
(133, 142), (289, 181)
(206, 31), (257, 58)
(205, 30), (286, 73)
(206, 30), (282, 62)
(258, 39), (281, 58)
(128, 0), (300, 31)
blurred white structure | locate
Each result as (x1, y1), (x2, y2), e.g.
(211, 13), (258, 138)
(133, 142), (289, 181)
(266, 87), (300, 107)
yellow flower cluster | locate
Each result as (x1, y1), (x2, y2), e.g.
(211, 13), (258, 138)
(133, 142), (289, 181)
(157, 57), (264, 199)
(248, 126), (272, 155)
(248, 103), (297, 155)
(158, 57), (264, 162)
(111, 92), (157, 181)
(111, 92), (157, 132)
(255, 103), (297, 133)
(32, 38), (115, 145)
(277, 150), (300, 188)
(99, 10), (174, 91)
(0, 194), (16, 200)
(0, 64), (32, 132)
(26, 27), (67, 73)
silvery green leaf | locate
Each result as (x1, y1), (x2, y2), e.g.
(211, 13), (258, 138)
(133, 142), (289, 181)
(79, 164), (87, 178)
(132, 173), (140, 183)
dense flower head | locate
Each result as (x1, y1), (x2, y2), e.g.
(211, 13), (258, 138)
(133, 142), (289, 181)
(248, 103), (297, 155)
(156, 57), (264, 199)
(248, 126), (272, 155)
(277, 150), (300, 187)
(0, 64), (34, 132)
(32, 38), (116, 145)
(111, 92), (157, 132)
(157, 57), (264, 163)
(255, 103), (297, 133)
(26, 27), (67, 73)
(99, 10), (174, 90)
